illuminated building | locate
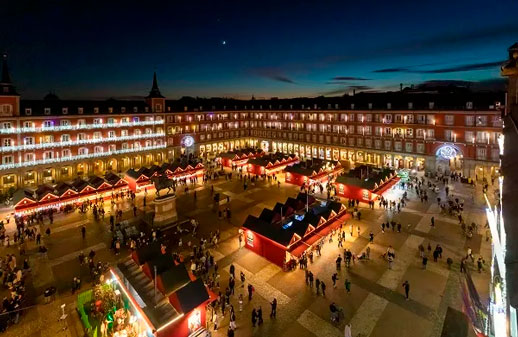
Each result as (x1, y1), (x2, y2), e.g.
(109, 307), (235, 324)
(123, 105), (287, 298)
(0, 54), (504, 193)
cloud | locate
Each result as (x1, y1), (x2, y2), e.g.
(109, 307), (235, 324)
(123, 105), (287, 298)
(270, 75), (296, 84)
(373, 60), (503, 74)
(331, 76), (370, 81)
(249, 68), (297, 84)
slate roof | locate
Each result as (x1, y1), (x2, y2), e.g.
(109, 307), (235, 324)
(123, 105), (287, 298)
(159, 264), (191, 295)
(335, 166), (396, 190)
(173, 279), (209, 314)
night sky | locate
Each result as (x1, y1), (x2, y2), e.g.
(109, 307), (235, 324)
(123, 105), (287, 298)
(2, 0), (517, 100)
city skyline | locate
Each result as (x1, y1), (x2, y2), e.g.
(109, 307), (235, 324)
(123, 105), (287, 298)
(1, 0), (517, 99)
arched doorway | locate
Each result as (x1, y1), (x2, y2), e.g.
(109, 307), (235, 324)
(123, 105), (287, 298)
(435, 144), (462, 175)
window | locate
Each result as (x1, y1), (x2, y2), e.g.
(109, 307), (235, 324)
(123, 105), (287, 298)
(23, 121), (33, 128)
(427, 129), (435, 138)
(2, 122), (11, 129)
(134, 129), (142, 136)
(155, 104), (162, 112)
(476, 116), (488, 126)
(384, 127), (391, 136)
(94, 146), (103, 153)
(417, 143), (425, 153)
(133, 117), (140, 122)
(405, 142), (413, 152)
(394, 141), (402, 151)
(108, 107), (113, 113)
(444, 130), (453, 141)
(43, 151), (54, 160)
(93, 132), (101, 139)
(426, 115), (435, 125)
(416, 129), (424, 138)
(108, 118), (115, 124)
(122, 143), (129, 150)
(365, 114), (372, 122)
(406, 114), (414, 123)
(43, 120), (53, 128)
(445, 115), (454, 125)
(121, 117), (129, 123)
(417, 115), (425, 124)
(348, 114), (354, 122)
(60, 120), (70, 126)
(133, 107), (138, 113)
(77, 119), (86, 126)
(121, 129), (128, 137)
(62, 107), (68, 114)
(121, 107), (126, 113)
(93, 118), (102, 124)
(78, 107), (84, 114)
(2, 155), (13, 164)
(108, 144), (116, 152)
(43, 135), (54, 143)
(145, 128), (152, 134)
(78, 147), (88, 155)
(3, 139), (12, 147)
(395, 114), (402, 123)
(94, 107), (99, 114)
(44, 108), (51, 115)
(24, 137), (34, 145)
(405, 128), (413, 137)
(476, 147), (487, 160)
(384, 140), (392, 150)
(24, 153), (35, 162)
(78, 133), (87, 141)
(25, 108), (32, 115)
(62, 149), (71, 157)
(375, 139), (382, 149)
(108, 131), (115, 138)
(465, 116), (475, 126)
(384, 114), (392, 123)
(465, 131), (474, 143)
(61, 134), (70, 142)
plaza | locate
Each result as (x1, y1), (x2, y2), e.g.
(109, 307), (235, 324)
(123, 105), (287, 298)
(0, 165), (493, 337)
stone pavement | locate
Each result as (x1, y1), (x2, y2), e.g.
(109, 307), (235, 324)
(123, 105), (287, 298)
(0, 170), (494, 337)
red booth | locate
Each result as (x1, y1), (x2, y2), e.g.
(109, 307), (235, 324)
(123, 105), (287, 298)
(247, 153), (299, 175)
(218, 148), (264, 168)
(285, 160), (343, 186)
(334, 166), (400, 203)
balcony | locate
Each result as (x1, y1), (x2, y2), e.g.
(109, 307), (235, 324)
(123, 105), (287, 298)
(0, 120), (164, 135)
(0, 133), (165, 152)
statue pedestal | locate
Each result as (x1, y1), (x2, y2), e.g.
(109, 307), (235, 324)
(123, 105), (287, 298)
(153, 194), (177, 226)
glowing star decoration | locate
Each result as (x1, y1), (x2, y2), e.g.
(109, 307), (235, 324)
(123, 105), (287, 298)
(181, 135), (195, 148)
(222, 40), (227, 45)
(437, 145), (457, 160)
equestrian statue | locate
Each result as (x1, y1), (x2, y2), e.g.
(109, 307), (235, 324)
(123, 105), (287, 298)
(151, 175), (175, 197)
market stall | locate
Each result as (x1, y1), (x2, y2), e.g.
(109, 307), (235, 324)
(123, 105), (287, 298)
(284, 160), (343, 186)
(218, 148), (264, 168)
(334, 165), (400, 203)
(246, 153), (298, 175)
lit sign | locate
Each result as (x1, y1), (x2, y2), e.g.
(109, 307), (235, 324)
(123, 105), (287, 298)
(188, 309), (201, 333)
(246, 231), (254, 247)
(362, 190), (369, 200)
(181, 135), (195, 148)
(294, 214), (305, 221)
(282, 221), (293, 229)
(436, 145), (457, 160)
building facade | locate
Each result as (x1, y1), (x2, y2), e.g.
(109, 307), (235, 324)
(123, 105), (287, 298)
(0, 53), (504, 192)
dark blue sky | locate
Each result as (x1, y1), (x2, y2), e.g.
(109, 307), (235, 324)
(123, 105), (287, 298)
(2, 0), (517, 99)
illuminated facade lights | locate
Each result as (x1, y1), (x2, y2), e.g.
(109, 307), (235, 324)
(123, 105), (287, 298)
(0, 119), (164, 134)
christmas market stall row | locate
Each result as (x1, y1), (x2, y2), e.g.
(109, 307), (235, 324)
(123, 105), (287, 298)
(12, 172), (128, 214)
(77, 242), (215, 337)
(241, 192), (350, 269)
(246, 152), (299, 176)
(217, 148), (264, 168)
(334, 165), (400, 203)
(124, 159), (205, 192)
(284, 160), (343, 186)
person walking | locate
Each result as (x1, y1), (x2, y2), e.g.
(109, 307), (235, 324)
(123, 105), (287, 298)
(81, 225), (86, 240)
(332, 273), (338, 288)
(430, 216), (435, 227)
(270, 298), (277, 318)
(369, 231), (374, 243)
(315, 278), (321, 295)
(422, 256), (428, 269)
(402, 281), (410, 300)
(257, 306), (263, 325)
(321, 281), (326, 297)
(230, 264), (235, 278)
(460, 258), (466, 273)
(248, 284), (254, 301)
(345, 279), (351, 294)
(344, 323), (352, 337)
(251, 308), (257, 327)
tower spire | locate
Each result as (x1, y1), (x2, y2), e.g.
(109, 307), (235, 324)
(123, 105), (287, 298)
(0, 53), (18, 96)
(147, 71), (164, 98)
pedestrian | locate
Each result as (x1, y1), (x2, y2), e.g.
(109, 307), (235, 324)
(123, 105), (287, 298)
(213, 311), (219, 330)
(227, 326), (234, 337)
(315, 278), (321, 295)
(230, 264), (235, 278)
(477, 257), (484, 273)
(345, 279), (351, 293)
(332, 273), (338, 288)
(430, 216), (435, 227)
(321, 281), (326, 297)
(270, 298), (277, 318)
(248, 284), (254, 301)
(344, 323), (352, 337)
(460, 258), (466, 273)
(81, 225), (86, 239)
(422, 256), (428, 269)
(357, 225), (360, 237)
(45, 227), (51, 237)
(257, 306), (263, 325)
(252, 308), (257, 327)
(402, 280), (410, 300)
(366, 246), (371, 259)
(369, 231), (374, 243)
(239, 294), (243, 312)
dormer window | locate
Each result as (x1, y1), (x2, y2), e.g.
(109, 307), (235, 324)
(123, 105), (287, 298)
(108, 107), (113, 113)
(121, 107), (126, 113)
(387, 103), (392, 109)
(466, 102), (473, 110)
(133, 107), (138, 113)
(78, 107), (84, 114)
(368, 103), (373, 110)
(428, 102), (435, 109)
(25, 108), (32, 115)
(62, 107), (68, 114)
(94, 107), (99, 114)
(145, 107), (149, 112)
(44, 108), (51, 115)
(408, 102), (413, 109)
